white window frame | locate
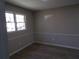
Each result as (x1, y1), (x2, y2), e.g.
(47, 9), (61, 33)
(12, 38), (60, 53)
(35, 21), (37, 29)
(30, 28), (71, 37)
(5, 12), (16, 32)
(15, 14), (26, 31)
(5, 11), (26, 32)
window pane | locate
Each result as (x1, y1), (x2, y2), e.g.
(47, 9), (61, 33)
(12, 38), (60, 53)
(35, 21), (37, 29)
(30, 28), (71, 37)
(16, 14), (25, 22)
(5, 13), (14, 23)
(6, 23), (15, 32)
(17, 23), (26, 31)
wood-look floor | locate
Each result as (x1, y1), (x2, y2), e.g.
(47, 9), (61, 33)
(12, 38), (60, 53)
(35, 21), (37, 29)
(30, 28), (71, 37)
(10, 43), (79, 59)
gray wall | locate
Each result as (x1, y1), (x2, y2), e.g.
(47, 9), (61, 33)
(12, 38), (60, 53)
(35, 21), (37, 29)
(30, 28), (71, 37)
(34, 4), (79, 49)
(5, 3), (34, 54)
(0, 0), (9, 59)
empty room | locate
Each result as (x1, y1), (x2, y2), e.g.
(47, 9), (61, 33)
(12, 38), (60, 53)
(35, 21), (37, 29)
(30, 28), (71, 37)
(0, 0), (79, 59)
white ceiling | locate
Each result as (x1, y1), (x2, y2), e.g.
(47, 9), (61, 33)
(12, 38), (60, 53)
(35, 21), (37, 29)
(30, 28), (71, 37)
(6, 0), (79, 10)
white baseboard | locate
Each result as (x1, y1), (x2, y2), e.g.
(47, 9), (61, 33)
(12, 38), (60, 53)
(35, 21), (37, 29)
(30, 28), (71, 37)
(36, 41), (79, 50)
(9, 41), (79, 56)
(35, 32), (79, 36)
(9, 41), (34, 56)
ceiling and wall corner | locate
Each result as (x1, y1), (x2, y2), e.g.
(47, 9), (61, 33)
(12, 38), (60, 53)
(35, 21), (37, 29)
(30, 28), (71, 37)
(6, 0), (79, 10)
(34, 4), (79, 50)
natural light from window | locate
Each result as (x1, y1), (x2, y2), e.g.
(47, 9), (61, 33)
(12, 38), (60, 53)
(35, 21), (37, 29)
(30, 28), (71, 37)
(5, 13), (15, 32)
(5, 12), (26, 32)
(16, 14), (26, 31)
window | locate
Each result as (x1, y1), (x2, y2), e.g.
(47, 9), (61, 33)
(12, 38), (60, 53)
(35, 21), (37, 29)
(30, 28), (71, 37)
(5, 12), (26, 32)
(16, 14), (26, 31)
(5, 13), (15, 32)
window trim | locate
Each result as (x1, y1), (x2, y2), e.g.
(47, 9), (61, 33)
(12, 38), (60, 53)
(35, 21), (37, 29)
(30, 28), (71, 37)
(5, 11), (26, 33)
(5, 12), (16, 32)
(15, 13), (26, 31)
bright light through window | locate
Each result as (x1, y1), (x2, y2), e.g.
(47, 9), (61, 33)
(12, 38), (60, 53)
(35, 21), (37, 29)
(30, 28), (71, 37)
(17, 23), (26, 31)
(5, 12), (26, 32)
(5, 13), (15, 32)
(16, 15), (25, 22)
(5, 13), (14, 22)
(16, 14), (26, 31)
(6, 23), (15, 32)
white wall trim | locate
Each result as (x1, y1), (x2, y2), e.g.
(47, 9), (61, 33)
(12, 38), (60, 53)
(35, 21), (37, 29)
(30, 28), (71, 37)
(9, 41), (34, 56)
(36, 41), (79, 50)
(35, 32), (79, 36)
